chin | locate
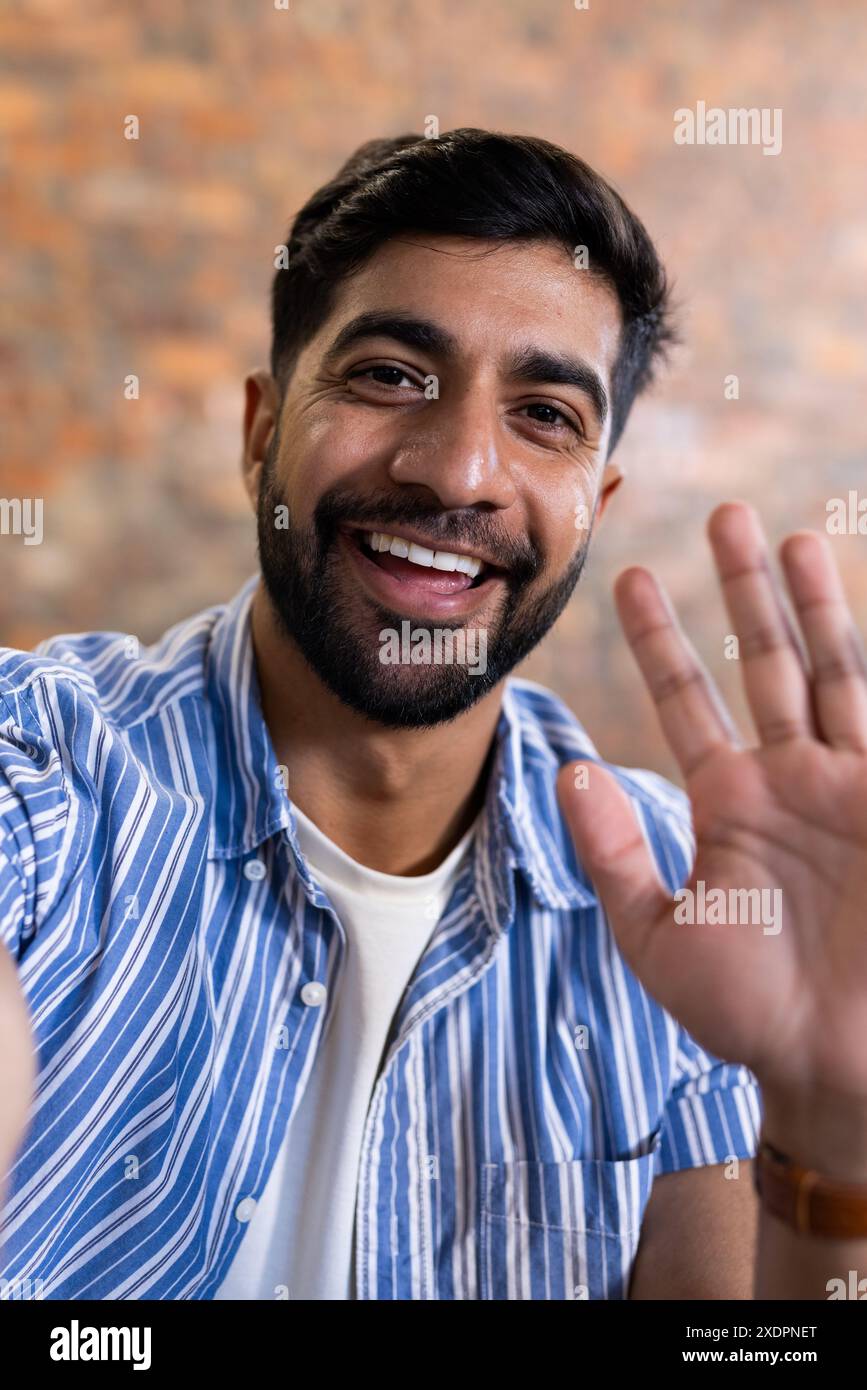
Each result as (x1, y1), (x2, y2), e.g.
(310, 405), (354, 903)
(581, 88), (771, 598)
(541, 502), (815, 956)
(324, 659), (498, 729)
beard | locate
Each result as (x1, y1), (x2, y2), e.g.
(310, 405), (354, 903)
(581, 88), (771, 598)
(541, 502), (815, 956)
(256, 441), (593, 730)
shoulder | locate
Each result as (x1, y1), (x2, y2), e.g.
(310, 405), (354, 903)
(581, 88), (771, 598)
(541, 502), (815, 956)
(0, 603), (222, 737)
(0, 602), (225, 951)
(0, 601), (224, 855)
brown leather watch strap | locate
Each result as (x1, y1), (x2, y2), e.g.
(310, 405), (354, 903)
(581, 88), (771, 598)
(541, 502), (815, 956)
(753, 1140), (867, 1239)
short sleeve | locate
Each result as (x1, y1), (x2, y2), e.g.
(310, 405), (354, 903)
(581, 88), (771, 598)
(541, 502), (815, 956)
(655, 1025), (763, 1176)
(0, 683), (73, 958)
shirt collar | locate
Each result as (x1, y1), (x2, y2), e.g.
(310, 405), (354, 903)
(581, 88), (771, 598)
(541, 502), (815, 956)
(488, 682), (599, 912)
(205, 575), (295, 859)
(204, 575), (595, 912)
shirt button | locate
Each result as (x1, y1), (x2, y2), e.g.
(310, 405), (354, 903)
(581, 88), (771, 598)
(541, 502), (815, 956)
(301, 982), (327, 1007)
(243, 859), (267, 881)
(423, 897), (438, 920)
(235, 1196), (257, 1223)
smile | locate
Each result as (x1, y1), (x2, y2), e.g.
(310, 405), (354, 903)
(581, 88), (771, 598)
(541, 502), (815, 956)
(366, 531), (484, 579)
(339, 525), (507, 619)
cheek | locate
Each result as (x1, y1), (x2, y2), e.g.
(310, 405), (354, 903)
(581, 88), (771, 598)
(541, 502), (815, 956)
(285, 407), (394, 502)
(533, 479), (597, 574)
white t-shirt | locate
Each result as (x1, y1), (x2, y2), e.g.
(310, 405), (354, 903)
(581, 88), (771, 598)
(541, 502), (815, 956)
(215, 802), (478, 1301)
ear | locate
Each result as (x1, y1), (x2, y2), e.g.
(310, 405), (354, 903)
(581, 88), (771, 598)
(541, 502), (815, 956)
(595, 460), (625, 524)
(241, 369), (280, 509)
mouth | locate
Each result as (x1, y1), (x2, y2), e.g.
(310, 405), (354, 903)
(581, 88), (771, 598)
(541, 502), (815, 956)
(338, 524), (508, 619)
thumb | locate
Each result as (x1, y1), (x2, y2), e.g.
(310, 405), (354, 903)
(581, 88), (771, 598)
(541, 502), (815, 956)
(556, 760), (672, 966)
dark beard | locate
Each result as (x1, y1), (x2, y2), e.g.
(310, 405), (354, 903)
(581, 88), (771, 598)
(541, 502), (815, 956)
(256, 452), (593, 729)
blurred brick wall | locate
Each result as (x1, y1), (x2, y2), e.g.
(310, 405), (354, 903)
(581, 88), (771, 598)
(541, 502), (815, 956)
(2, 0), (866, 780)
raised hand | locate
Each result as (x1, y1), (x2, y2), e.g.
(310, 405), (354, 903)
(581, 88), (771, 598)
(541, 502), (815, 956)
(557, 501), (867, 1110)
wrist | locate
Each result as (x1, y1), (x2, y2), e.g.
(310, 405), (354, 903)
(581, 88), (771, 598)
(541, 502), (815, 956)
(758, 1081), (867, 1183)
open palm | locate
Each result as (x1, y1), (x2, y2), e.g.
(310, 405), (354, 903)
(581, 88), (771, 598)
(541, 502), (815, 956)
(557, 501), (867, 1101)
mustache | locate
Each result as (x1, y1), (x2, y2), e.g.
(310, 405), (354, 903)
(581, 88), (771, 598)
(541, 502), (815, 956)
(313, 486), (543, 586)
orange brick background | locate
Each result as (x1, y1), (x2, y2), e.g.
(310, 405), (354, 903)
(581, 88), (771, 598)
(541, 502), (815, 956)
(2, 0), (866, 780)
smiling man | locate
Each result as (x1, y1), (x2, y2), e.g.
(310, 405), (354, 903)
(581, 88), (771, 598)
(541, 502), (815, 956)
(2, 129), (867, 1303)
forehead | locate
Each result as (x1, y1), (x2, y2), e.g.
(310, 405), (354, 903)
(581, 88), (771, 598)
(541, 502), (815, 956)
(317, 234), (623, 382)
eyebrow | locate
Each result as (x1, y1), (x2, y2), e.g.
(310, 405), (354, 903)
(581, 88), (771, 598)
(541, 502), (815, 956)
(504, 345), (609, 428)
(322, 311), (458, 367)
(323, 310), (609, 427)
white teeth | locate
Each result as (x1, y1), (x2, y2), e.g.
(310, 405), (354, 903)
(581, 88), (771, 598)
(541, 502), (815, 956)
(364, 531), (484, 578)
(407, 542), (435, 567)
(432, 551), (458, 571)
(453, 554), (482, 578)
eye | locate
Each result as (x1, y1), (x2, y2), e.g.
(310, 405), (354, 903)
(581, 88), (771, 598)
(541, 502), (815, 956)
(347, 364), (422, 390)
(520, 402), (584, 436)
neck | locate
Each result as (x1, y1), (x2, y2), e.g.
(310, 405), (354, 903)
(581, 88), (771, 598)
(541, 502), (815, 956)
(250, 582), (504, 875)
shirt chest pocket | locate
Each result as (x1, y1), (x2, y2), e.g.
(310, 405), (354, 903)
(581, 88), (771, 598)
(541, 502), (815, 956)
(479, 1154), (657, 1301)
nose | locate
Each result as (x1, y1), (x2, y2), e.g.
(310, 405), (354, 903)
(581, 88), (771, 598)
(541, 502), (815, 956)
(386, 387), (518, 511)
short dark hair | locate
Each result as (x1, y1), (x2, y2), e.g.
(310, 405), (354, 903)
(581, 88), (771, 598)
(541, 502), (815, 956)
(270, 128), (675, 454)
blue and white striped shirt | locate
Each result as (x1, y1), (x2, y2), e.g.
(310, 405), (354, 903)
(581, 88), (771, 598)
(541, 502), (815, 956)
(0, 575), (761, 1300)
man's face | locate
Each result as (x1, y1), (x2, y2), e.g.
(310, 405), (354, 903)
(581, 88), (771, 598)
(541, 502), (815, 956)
(249, 235), (623, 727)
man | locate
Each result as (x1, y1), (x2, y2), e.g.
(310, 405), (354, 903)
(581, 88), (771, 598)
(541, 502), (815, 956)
(1, 129), (866, 1301)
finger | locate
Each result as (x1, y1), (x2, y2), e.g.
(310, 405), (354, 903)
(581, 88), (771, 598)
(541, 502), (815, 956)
(780, 530), (867, 752)
(613, 566), (741, 779)
(556, 762), (671, 965)
(706, 502), (815, 746)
